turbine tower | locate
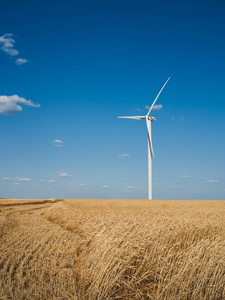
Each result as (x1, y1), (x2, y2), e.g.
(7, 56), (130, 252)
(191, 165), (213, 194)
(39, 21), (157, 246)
(118, 77), (170, 199)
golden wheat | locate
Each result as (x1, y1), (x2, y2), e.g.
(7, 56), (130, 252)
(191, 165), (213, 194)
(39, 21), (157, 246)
(0, 199), (225, 299)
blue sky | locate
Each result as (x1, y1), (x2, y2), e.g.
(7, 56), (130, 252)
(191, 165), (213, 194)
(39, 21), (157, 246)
(0, 0), (224, 200)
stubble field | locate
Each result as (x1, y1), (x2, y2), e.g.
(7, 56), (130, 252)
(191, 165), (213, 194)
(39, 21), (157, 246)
(0, 198), (225, 299)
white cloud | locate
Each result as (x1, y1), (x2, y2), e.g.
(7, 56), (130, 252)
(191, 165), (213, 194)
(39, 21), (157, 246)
(37, 179), (45, 182)
(169, 186), (181, 189)
(145, 104), (163, 110)
(2, 177), (13, 181)
(134, 108), (141, 111)
(79, 183), (85, 186)
(154, 182), (165, 185)
(0, 33), (19, 56)
(2, 177), (31, 182)
(201, 179), (220, 183)
(55, 139), (63, 143)
(153, 104), (163, 110)
(179, 175), (191, 178)
(101, 185), (109, 189)
(118, 153), (130, 158)
(171, 117), (184, 121)
(15, 58), (28, 65)
(0, 95), (40, 115)
(48, 180), (55, 183)
(14, 182), (21, 186)
(15, 177), (31, 182)
(124, 185), (135, 193)
(57, 172), (72, 178)
(53, 139), (63, 147)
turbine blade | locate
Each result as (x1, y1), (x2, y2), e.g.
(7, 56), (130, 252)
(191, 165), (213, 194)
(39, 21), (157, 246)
(149, 135), (154, 158)
(117, 116), (145, 120)
(147, 77), (170, 117)
(146, 119), (154, 157)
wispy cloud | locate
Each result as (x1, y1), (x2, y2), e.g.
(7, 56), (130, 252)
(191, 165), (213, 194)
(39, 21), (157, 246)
(55, 139), (63, 143)
(53, 139), (63, 147)
(0, 34), (28, 65)
(15, 177), (31, 182)
(2, 177), (14, 181)
(153, 104), (163, 110)
(48, 179), (55, 183)
(169, 186), (181, 189)
(79, 183), (85, 186)
(37, 179), (45, 182)
(172, 117), (184, 121)
(0, 33), (19, 56)
(0, 95), (40, 115)
(57, 172), (72, 178)
(127, 185), (135, 189)
(179, 175), (191, 178)
(2, 177), (31, 182)
(118, 153), (130, 158)
(154, 182), (165, 185)
(101, 185), (109, 189)
(15, 58), (28, 65)
(14, 182), (21, 186)
(201, 179), (220, 183)
(145, 104), (163, 110)
(134, 108), (141, 111)
(125, 185), (135, 192)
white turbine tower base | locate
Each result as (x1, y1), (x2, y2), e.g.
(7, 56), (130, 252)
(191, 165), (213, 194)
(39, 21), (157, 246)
(118, 77), (170, 200)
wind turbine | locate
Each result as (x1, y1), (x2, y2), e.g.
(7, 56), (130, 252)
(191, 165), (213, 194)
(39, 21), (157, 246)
(118, 77), (170, 200)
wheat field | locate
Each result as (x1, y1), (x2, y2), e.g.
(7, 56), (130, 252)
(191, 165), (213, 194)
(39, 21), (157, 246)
(0, 198), (225, 299)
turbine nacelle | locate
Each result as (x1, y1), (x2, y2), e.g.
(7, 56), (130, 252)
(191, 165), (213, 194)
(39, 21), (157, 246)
(117, 115), (156, 121)
(148, 116), (156, 121)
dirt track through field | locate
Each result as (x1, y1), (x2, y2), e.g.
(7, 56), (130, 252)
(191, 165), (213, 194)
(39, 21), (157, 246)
(0, 202), (80, 299)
